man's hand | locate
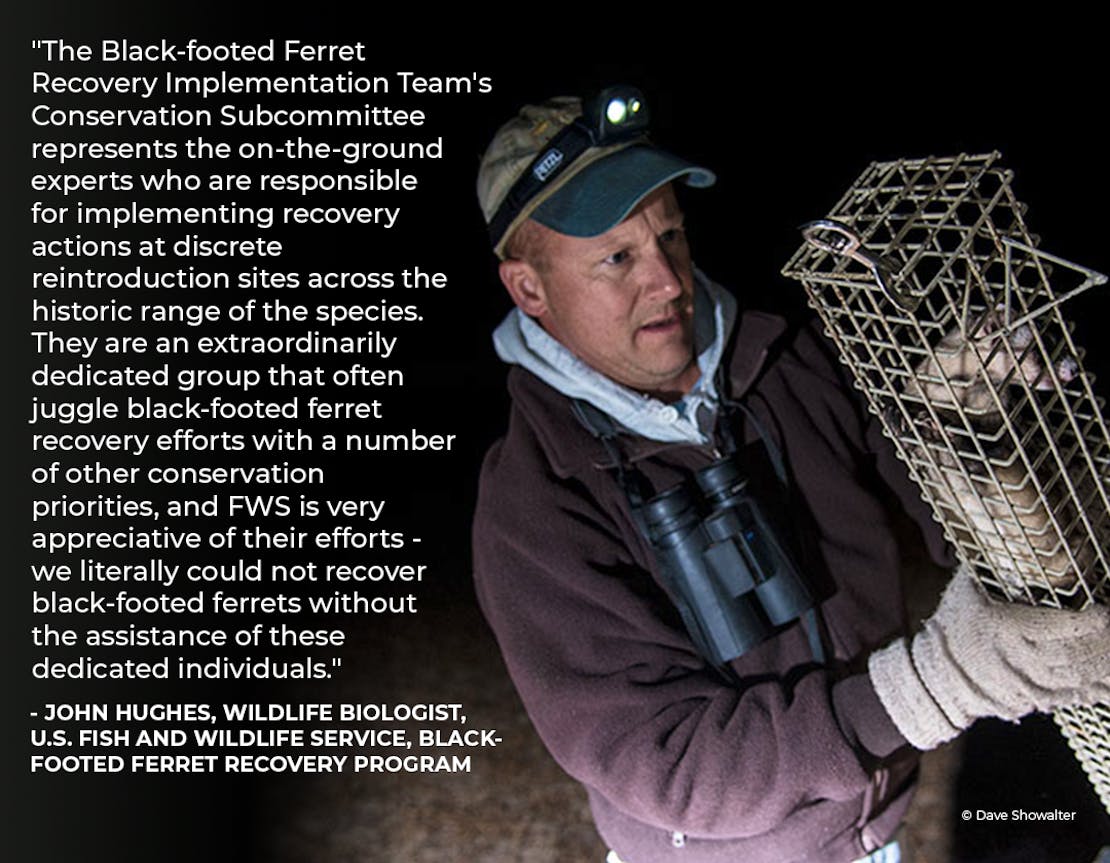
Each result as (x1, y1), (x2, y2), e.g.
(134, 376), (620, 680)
(868, 566), (1110, 750)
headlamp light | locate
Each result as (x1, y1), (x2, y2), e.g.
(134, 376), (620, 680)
(585, 85), (650, 144)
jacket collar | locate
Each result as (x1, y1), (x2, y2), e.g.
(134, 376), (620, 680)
(493, 268), (735, 446)
(506, 302), (788, 478)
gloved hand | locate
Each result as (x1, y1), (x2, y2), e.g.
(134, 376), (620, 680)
(868, 566), (1110, 750)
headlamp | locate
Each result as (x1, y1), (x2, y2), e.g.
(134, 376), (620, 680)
(488, 85), (651, 253)
(591, 87), (648, 137)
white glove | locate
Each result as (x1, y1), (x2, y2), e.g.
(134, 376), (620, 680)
(868, 566), (1110, 750)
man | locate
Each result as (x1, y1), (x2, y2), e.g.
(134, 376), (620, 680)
(471, 89), (1110, 863)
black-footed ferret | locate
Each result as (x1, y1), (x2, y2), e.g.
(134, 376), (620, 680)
(893, 310), (1097, 597)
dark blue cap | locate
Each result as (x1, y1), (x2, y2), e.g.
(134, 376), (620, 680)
(531, 145), (716, 237)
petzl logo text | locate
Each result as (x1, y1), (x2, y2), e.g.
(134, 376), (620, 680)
(533, 149), (563, 182)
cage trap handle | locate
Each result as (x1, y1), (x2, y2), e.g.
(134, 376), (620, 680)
(800, 219), (921, 312)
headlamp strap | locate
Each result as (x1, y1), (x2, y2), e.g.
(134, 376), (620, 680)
(488, 119), (597, 251)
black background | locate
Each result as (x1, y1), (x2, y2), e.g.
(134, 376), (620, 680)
(6, 8), (1110, 862)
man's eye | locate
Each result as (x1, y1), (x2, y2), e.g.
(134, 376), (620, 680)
(660, 228), (684, 244)
(603, 250), (630, 266)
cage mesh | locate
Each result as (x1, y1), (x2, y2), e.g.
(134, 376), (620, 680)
(781, 152), (1110, 811)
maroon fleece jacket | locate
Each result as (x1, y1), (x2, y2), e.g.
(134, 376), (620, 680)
(472, 310), (952, 863)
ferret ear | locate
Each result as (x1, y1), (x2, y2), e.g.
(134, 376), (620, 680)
(974, 305), (1003, 338)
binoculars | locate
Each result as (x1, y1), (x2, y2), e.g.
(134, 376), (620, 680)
(641, 454), (816, 666)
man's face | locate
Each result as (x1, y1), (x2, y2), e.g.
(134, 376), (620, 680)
(501, 185), (699, 398)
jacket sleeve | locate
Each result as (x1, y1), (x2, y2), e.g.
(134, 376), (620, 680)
(473, 435), (896, 840)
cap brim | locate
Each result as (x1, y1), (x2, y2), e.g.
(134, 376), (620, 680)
(531, 146), (715, 238)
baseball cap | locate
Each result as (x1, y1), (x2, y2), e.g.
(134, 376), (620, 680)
(477, 92), (715, 259)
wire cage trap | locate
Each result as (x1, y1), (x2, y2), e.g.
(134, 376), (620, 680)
(781, 152), (1110, 811)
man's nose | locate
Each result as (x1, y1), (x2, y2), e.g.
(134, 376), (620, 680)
(642, 243), (684, 301)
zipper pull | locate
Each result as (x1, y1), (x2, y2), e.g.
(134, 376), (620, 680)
(671, 831), (686, 848)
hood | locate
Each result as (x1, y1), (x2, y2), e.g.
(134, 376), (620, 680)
(492, 267), (738, 445)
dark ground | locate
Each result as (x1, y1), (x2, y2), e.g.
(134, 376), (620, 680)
(257, 595), (1110, 863)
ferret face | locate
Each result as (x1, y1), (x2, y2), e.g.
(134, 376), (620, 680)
(905, 312), (1078, 419)
(895, 309), (1090, 596)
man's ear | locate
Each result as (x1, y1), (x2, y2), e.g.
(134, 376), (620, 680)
(499, 259), (548, 317)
